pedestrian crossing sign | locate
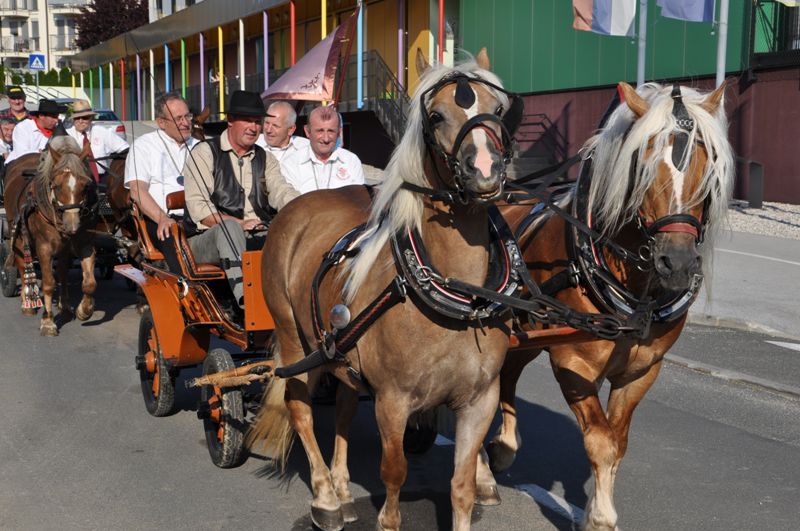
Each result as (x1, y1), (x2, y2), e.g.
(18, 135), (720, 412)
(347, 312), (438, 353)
(28, 54), (46, 71)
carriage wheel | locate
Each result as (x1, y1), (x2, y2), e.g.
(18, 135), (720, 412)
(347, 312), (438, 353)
(200, 348), (246, 468)
(403, 410), (439, 455)
(137, 309), (176, 417)
(0, 241), (19, 298)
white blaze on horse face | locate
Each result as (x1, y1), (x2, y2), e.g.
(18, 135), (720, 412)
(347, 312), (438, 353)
(453, 86), (494, 178)
(67, 173), (77, 194)
(663, 145), (685, 210)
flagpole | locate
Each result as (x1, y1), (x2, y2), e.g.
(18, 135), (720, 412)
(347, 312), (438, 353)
(636, 0), (647, 86)
(716, 0), (730, 87)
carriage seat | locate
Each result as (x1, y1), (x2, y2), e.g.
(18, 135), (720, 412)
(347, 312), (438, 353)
(131, 203), (166, 262)
(165, 191), (226, 280)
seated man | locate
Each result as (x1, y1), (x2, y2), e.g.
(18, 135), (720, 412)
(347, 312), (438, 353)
(0, 85), (31, 124)
(281, 105), (365, 194)
(6, 99), (65, 164)
(183, 90), (299, 309)
(66, 100), (129, 185)
(255, 100), (309, 165)
(124, 92), (199, 271)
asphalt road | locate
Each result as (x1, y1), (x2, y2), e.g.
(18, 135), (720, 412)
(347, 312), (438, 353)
(1, 269), (799, 530)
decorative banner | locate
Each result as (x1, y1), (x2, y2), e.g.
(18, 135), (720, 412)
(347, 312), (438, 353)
(573, 0), (636, 37)
(657, 0), (715, 23)
(262, 8), (358, 102)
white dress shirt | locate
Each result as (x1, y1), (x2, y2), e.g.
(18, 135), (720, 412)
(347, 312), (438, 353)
(281, 145), (365, 195)
(124, 129), (199, 214)
(0, 138), (11, 158)
(67, 125), (129, 175)
(7, 118), (50, 163)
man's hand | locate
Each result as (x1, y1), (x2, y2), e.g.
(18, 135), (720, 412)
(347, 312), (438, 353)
(157, 214), (176, 240)
(241, 218), (266, 232)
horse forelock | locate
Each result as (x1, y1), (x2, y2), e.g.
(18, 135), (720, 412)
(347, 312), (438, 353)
(343, 57), (507, 302)
(37, 136), (90, 188)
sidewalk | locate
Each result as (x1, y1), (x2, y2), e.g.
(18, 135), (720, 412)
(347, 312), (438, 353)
(690, 230), (800, 340)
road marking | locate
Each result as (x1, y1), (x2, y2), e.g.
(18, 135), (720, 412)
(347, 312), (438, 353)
(516, 483), (584, 525)
(716, 248), (800, 267)
(766, 341), (800, 353)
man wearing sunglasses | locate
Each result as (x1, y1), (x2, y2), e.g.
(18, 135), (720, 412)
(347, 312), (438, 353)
(66, 100), (129, 184)
(124, 92), (199, 271)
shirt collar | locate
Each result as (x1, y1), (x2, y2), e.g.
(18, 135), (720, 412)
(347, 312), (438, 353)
(157, 128), (193, 150)
(304, 145), (341, 165)
(221, 129), (255, 157)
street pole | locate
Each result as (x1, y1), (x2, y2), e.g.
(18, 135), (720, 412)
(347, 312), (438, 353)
(636, 0), (647, 86)
(716, 0), (730, 87)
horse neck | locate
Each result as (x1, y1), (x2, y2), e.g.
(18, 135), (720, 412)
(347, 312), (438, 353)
(419, 199), (491, 286)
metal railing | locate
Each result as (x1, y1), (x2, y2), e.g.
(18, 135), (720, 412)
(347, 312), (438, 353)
(0, 35), (38, 53)
(751, 1), (800, 68)
(0, 0), (36, 11)
(515, 112), (569, 163)
(50, 35), (79, 52)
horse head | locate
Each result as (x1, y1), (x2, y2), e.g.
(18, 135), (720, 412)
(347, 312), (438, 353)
(415, 48), (521, 204)
(588, 82), (733, 294)
(42, 137), (95, 236)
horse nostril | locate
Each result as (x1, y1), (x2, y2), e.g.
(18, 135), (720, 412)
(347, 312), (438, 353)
(464, 155), (476, 171)
(655, 255), (673, 277)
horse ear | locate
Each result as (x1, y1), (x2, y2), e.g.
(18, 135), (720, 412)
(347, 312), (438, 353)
(619, 82), (649, 118)
(79, 139), (92, 161)
(415, 48), (430, 76)
(197, 106), (211, 124)
(476, 47), (491, 71)
(701, 80), (727, 115)
(48, 144), (62, 165)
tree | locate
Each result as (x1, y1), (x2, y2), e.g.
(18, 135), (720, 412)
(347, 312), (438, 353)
(75, 0), (149, 51)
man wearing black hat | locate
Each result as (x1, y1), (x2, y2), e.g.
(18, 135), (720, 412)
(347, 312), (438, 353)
(0, 86), (31, 123)
(6, 99), (65, 164)
(183, 90), (298, 310)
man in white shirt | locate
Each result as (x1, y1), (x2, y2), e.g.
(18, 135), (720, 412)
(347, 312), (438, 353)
(0, 117), (15, 159)
(281, 105), (365, 194)
(66, 100), (129, 184)
(124, 92), (199, 271)
(255, 100), (309, 163)
(6, 99), (65, 164)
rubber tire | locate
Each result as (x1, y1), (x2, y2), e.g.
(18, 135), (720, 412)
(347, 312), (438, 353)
(403, 414), (439, 455)
(138, 309), (176, 417)
(0, 241), (19, 298)
(201, 348), (246, 468)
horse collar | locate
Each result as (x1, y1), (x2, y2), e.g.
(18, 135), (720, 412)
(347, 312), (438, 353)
(391, 205), (522, 322)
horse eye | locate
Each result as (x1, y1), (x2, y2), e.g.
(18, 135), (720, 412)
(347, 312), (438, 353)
(428, 112), (444, 126)
(495, 105), (504, 116)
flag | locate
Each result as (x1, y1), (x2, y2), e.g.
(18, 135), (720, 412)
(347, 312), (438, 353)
(657, 0), (715, 23)
(573, 0), (637, 37)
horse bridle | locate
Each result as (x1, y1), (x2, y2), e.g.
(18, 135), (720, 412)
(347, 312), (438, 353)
(403, 72), (523, 204)
(46, 168), (98, 229)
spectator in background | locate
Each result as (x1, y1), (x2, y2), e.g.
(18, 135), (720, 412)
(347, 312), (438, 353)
(6, 99), (65, 164)
(66, 100), (129, 184)
(255, 100), (310, 165)
(0, 86), (31, 124)
(0, 117), (15, 159)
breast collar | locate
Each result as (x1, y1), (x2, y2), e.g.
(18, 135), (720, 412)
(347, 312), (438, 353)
(391, 205), (522, 322)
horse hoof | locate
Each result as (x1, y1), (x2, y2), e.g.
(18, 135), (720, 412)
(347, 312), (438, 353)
(341, 501), (358, 523)
(21, 307), (37, 317)
(475, 483), (501, 506)
(76, 305), (94, 321)
(487, 439), (516, 473)
(40, 323), (58, 337)
(310, 505), (344, 531)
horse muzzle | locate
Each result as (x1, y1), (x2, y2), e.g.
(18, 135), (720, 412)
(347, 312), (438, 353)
(459, 148), (506, 203)
(652, 233), (702, 291)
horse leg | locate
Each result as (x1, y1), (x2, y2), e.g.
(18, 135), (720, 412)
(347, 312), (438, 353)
(374, 394), (410, 531)
(474, 446), (501, 506)
(56, 250), (73, 319)
(487, 348), (541, 472)
(285, 373), (344, 531)
(452, 378), (500, 531)
(75, 248), (96, 321)
(330, 381), (360, 523)
(38, 248), (58, 336)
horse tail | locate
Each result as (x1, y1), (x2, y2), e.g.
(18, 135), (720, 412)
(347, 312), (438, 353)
(246, 371), (295, 474)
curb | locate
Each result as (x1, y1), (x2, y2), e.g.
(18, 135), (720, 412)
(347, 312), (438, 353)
(686, 312), (800, 342)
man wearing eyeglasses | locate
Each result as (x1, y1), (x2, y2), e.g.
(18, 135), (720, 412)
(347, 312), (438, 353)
(124, 92), (199, 271)
(66, 100), (128, 185)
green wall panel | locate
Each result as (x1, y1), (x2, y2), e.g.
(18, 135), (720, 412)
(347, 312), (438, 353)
(459, 0), (749, 94)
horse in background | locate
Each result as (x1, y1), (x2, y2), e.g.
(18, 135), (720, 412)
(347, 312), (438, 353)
(490, 81), (734, 530)
(3, 136), (99, 335)
(248, 49), (517, 530)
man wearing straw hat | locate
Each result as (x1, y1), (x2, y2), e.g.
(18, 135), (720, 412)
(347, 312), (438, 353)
(6, 99), (65, 164)
(66, 100), (129, 184)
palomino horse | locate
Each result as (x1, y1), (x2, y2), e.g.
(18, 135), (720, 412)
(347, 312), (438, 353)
(3, 136), (99, 335)
(489, 82), (734, 530)
(249, 49), (520, 530)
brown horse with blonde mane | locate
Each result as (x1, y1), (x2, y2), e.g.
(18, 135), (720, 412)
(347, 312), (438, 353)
(248, 50), (520, 530)
(3, 136), (99, 335)
(489, 81), (734, 530)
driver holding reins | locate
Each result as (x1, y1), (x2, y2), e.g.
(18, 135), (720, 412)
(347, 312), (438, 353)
(182, 90), (299, 311)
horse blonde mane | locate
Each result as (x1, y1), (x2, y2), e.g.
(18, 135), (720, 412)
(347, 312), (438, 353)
(584, 83), (733, 244)
(343, 56), (508, 302)
(37, 135), (88, 185)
